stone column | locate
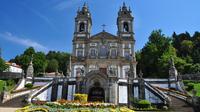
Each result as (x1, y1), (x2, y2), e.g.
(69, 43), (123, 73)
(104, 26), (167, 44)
(62, 78), (68, 100)
(51, 78), (58, 101)
(138, 78), (145, 99)
(138, 71), (145, 100)
(128, 78), (133, 107)
(108, 77), (118, 104)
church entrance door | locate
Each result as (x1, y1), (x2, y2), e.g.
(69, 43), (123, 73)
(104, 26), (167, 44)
(88, 87), (105, 102)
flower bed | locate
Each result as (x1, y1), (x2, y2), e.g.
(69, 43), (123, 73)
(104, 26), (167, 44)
(16, 99), (134, 112)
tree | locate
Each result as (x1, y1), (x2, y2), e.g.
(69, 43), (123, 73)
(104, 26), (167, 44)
(10, 47), (35, 71)
(46, 51), (70, 75)
(33, 52), (47, 76)
(180, 40), (193, 57)
(9, 47), (48, 76)
(172, 32), (192, 57)
(192, 32), (200, 63)
(0, 58), (8, 72)
(139, 30), (171, 77)
(46, 59), (59, 73)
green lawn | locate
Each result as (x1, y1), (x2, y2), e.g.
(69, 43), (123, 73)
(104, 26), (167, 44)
(0, 79), (16, 92)
(0, 80), (5, 92)
(183, 80), (200, 97)
(193, 83), (200, 96)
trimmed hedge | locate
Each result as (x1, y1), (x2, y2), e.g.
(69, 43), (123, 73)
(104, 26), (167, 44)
(74, 94), (88, 103)
(137, 100), (151, 108)
(25, 83), (33, 89)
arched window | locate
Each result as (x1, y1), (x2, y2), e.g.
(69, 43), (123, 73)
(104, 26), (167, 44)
(79, 22), (85, 32)
(123, 22), (129, 32)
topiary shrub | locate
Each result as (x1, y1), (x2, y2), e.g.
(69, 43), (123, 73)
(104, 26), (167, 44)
(137, 100), (151, 108)
(186, 83), (194, 91)
(74, 94), (88, 103)
(25, 83), (33, 89)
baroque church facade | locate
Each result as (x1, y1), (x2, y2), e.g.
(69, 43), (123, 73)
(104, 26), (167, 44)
(28, 3), (170, 106)
(70, 3), (137, 104)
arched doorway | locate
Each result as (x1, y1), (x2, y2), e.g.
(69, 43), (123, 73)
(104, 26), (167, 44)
(84, 71), (108, 102)
(88, 86), (105, 102)
(88, 82), (105, 102)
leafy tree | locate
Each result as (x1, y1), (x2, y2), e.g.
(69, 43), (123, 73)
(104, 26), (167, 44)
(139, 30), (171, 77)
(172, 32), (191, 57)
(192, 32), (200, 63)
(46, 59), (59, 73)
(33, 52), (47, 76)
(0, 58), (8, 72)
(10, 47), (48, 76)
(46, 51), (70, 75)
(10, 47), (35, 71)
(180, 40), (193, 57)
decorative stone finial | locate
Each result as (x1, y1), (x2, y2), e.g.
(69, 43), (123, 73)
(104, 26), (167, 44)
(123, 2), (126, 7)
(169, 57), (175, 68)
(77, 7), (80, 13)
(139, 70), (143, 78)
(26, 54), (34, 78)
(83, 2), (87, 7)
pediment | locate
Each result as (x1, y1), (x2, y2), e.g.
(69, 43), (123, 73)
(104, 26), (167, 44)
(90, 31), (119, 40)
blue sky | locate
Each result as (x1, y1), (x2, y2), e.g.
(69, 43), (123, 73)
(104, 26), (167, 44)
(0, 0), (199, 61)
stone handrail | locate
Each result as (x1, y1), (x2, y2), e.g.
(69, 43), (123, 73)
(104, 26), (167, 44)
(144, 81), (171, 105)
(2, 87), (40, 103)
(28, 81), (53, 103)
(13, 78), (26, 90)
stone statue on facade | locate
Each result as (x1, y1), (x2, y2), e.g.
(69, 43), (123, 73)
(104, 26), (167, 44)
(26, 54), (34, 78)
(168, 57), (178, 81)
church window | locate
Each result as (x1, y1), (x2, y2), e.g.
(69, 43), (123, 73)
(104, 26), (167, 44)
(123, 22), (129, 32)
(124, 44), (130, 48)
(109, 66), (117, 76)
(111, 49), (117, 58)
(77, 44), (84, 48)
(125, 68), (130, 78)
(77, 50), (83, 57)
(124, 50), (130, 59)
(79, 22), (85, 32)
(89, 65), (96, 71)
(99, 45), (107, 58)
(90, 43), (97, 46)
(90, 49), (96, 57)
(110, 43), (117, 47)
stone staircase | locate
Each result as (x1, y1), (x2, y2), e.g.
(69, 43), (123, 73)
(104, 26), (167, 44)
(169, 95), (194, 112)
(0, 95), (27, 107)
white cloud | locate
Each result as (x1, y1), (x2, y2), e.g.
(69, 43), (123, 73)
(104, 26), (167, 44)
(54, 0), (82, 11)
(0, 32), (49, 52)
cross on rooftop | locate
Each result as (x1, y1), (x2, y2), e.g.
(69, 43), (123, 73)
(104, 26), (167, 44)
(102, 24), (106, 31)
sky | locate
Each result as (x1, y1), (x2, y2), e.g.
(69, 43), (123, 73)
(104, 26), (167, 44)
(0, 0), (200, 61)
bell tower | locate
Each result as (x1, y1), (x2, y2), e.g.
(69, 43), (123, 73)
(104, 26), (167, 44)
(74, 3), (92, 39)
(117, 2), (134, 38)
(72, 3), (92, 58)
